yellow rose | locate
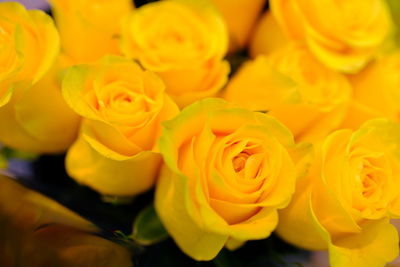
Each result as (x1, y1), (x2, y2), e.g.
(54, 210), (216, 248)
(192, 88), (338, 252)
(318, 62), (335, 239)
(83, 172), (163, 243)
(62, 56), (179, 196)
(224, 43), (352, 141)
(341, 52), (400, 130)
(121, 0), (230, 107)
(50, 0), (134, 62)
(0, 2), (76, 153)
(210, 0), (266, 52)
(0, 2), (59, 107)
(249, 11), (289, 58)
(155, 98), (311, 260)
(277, 119), (400, 267)
(0, 174), (95, 233)
(0, 54), (80, 153)
(0, 175), (131, 267)
(270, 0), (392, 73)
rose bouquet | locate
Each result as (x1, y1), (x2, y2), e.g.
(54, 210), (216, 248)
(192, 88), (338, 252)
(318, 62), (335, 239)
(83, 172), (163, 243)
(1, 0), (400, 266)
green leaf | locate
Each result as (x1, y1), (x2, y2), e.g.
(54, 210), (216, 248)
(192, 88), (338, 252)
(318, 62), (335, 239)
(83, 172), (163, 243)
(386, 0), (400, 47)
(0, 153), (7, 169)
(131, 204), (169, 245)
(101, 195), (134, 205)
(0, 146), (38, 161)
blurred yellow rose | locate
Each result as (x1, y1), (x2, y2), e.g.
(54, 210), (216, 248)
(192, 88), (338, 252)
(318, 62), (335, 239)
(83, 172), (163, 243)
(0, 175), (132, 267)
(0, 2), (78, 153)
(0, 1), (59, 107)
(277, 119), (400, 267)
(121, 0), (230, 107)
(51, 0), (134, 62)
(0, 54), (80, 153)
(341, 52), (400, 129)
(62, 56), (179, 196)
(210, 0), (266, 52)
(155, 98), (311, 260)
(249, 11), (289, 58)
(270, 0), (392, 73)
(223, 54), (297, 111)
(224, 43), (352, 141)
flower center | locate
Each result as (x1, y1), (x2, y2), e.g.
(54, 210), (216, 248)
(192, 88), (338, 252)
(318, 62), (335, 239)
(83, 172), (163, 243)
(232, 152), (250, 173)
(361, 173), (378, 198)
(359, 158), (384, 200)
